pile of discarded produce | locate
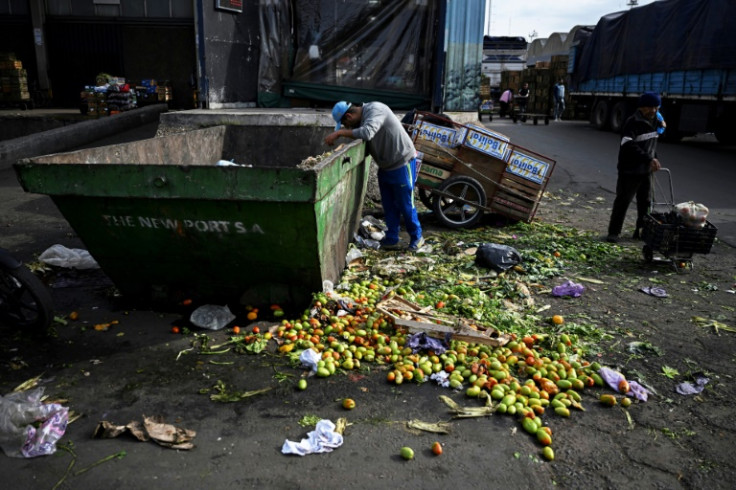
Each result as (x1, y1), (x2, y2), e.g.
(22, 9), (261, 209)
(185, 220), (648, 462)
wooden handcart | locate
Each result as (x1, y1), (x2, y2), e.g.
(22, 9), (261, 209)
(409, 111), (556, 228)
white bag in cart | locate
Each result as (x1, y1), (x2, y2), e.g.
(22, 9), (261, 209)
(674, 201), (709, 229)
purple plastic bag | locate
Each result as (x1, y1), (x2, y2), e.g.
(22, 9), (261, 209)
(675, 374), (709, 395)
(552, 280), (585, 298)
(599, 366), (649, 402)
(407, 332), (449, 354)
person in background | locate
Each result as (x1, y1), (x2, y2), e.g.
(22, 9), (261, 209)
(606, 92), (663, 243)
(516, 82), (530, 116)
(553, 79), (565, 121)
(325, 101), (424, 251)
(499, 88), (513, 118)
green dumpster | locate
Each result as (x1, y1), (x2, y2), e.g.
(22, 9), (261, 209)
(14, 125), (370, 308)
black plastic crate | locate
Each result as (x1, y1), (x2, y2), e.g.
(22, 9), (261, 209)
(642, 212), (717, 256)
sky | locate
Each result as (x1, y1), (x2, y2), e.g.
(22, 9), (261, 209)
(485, 0), (659, 41)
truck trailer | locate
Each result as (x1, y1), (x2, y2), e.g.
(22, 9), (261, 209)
(568, 0), (735, 143)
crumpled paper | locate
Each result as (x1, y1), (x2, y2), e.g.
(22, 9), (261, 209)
(552, 280), (585, 298)
(282, 419), (343, 456)
(675, 374), (709, 395)
(599, 367), (649, 401)
(93, 415), (196, 450)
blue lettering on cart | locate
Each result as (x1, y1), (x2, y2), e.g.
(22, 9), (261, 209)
(471, 132), (501, 150)
(510, 159), (541, 174)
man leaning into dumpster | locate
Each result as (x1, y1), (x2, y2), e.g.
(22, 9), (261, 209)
(606, 92), (662, 243)
(325, 101), (424, 251)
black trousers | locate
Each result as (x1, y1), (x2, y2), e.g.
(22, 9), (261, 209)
(607, 172), (651, 236)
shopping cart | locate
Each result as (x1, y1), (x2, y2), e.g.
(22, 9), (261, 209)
(641, 168), (718, 272)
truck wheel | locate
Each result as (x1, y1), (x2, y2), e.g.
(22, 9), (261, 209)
(433, 176), (486, 229)
(609, 101), (630, 133)
(592, 100), (610, 130)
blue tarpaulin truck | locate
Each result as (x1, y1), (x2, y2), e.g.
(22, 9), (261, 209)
(568, 0), (735, 143)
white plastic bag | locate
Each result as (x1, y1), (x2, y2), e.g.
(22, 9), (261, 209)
(189, 304), (236, 330)
(0, 388), (69, 458)
(38, 244), (100, 269)
(675, 201), (708, 229)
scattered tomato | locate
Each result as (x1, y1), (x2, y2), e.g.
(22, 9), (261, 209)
(180, 298), (192, 306)
(252, 326), (261, 334)
(68, 311), (79, 321)
(342, 398), (356, 410)
(297, 379), (307, 390)
(600, 394), (617, 406)
(247, 311), (258, 321)
(552, 315), (564, 325)
(232, 326), (241, 334)
(400, 446), (414, 460)
(171, 326), (181, 334)
(431, 441), (443, 456)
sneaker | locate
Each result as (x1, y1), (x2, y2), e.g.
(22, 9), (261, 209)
(380, 238), (401, 250)
(605, 235), (619, 243)
(408, 237), (425, 251)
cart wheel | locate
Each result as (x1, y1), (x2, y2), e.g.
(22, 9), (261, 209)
(488, 114), (493, 122)
(533, 117), (539, 125)
(642, 245), (654, 263)
(544, 117), (550, 125)
(512, 114), (518, 123)
(417, 187), (436, 210)
(433, 176), (486, 229)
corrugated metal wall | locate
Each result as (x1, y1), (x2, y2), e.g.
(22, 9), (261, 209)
(443, 0), (485, 111)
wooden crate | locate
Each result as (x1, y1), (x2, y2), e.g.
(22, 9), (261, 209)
(415, 138), (457, 187)
(489, 145), (555, 222)
(377, 296), (511, 347)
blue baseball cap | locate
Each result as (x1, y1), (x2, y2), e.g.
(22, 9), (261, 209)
(332, 101), (352, 130)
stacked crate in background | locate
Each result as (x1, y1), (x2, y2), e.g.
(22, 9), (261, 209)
(519, 55), (569, 116)
(500, 70), (521, 94)
(0, 53), (31, 106)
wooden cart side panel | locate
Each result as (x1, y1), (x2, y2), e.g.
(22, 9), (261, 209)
(499, 172), (545, 201)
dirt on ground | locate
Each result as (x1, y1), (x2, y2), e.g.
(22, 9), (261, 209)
(1, 183), (735, 489)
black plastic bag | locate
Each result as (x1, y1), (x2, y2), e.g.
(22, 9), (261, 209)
(474, 243), (522, 272)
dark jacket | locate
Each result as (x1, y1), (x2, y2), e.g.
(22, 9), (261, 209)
(617, 110), (658, 175)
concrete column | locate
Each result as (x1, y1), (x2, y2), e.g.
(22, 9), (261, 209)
(29, 0), (50, 93)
